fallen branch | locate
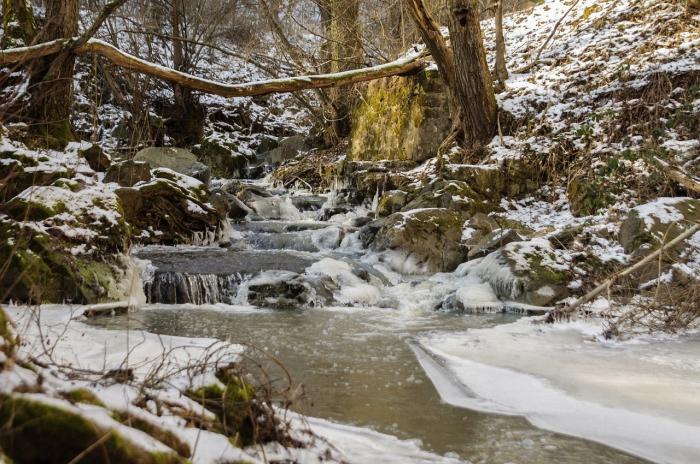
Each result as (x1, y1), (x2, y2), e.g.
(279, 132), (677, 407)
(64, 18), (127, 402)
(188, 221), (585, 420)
(551, 222), (700, 319)
(0, 38), (428, 98)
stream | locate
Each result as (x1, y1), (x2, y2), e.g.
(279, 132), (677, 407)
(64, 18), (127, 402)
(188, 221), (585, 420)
(92, 182), (647, 463)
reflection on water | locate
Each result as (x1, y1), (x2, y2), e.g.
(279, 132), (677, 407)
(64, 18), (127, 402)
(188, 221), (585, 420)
(93, 307), (647, 464)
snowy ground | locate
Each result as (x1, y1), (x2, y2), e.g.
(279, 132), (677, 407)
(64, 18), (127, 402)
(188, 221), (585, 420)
(416, 317), (700, 464)
(3, 305), (466, 464)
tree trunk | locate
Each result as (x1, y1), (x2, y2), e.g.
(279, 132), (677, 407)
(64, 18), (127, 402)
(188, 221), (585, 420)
(168, 0), (204, 146)
(324, 0), (364, 143)
(448, 0), (497, 147)
(28, 0), (79, 146)
(494, 0), (508, 85)
(1, 0), (36, 47)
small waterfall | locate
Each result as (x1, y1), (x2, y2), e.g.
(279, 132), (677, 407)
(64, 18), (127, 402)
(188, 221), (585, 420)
(371, 186), (380, 213)
(144, 271), (244, 304)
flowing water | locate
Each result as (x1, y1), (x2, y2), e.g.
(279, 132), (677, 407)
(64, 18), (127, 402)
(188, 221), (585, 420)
(96, 185), (648, 463)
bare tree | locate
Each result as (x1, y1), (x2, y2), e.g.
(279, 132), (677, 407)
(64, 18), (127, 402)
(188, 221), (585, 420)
(1, 0), (36, 47)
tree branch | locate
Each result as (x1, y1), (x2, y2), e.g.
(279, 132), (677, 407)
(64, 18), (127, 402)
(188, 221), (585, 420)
(0, 38), (428, 98)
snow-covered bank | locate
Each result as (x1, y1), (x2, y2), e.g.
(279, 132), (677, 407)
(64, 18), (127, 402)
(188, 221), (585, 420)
(416, 318), (700, 464)
(2, 305), (468, 463)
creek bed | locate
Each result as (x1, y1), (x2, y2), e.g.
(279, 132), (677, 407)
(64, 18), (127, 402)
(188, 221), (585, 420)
(92, 306), (646, 463)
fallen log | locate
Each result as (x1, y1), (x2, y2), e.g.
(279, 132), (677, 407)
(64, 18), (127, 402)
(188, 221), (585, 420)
(0, 38), (428, 98)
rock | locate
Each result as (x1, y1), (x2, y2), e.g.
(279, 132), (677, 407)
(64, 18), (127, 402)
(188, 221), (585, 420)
(0, 186), (130, 304)
(256, 135), (279, 154)
(372, 208), (467, 273)
(210, 191), (251, 221)
(443, 159), (540, 200)
(349, 68), (451, 163)
(618, 197), (700, 253)
(134, 147), (211, 184)
(192, 138), (249, 177)
(105, 160), (152, 187)
(114, 187), (143, 219)
(264, 135), (313, 164)
(402, 179), (496, 215)
(466, 238), (570, 306)
(318, 206), (353, 221)
(467, 212), (500, 233)
(246, 271), (333, 310)
(125, 176), (225, 245)
(467, 228), (523, 259)
(79, 144), (111, 172)
(291, 195), (328, 212)
(376, 190), (409, 217)
(0, 394), (185, 464)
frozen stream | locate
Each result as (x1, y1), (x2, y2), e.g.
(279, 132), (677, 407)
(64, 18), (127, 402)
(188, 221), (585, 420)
(91, 306), (646, 464)
(87, 184), (700, 463)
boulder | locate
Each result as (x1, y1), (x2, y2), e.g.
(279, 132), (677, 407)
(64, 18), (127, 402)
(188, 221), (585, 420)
(134, 147), (210, 184)
(402, 179), (496, 215)
(349, 68), (451, 163)
(246, 271), (333, 310)
(376, 190), (409, 217)
(125, 174), (224, 245)
(464, 238), (570, 306)
(372, 208), (468, 273)
(192, 138), (249, 177)
(79, 144), (111, 172)
(467, 228), (523, 259)
(618, 197), (700, 253)
(264, 135), (313, 164)
(105, 160), (152, 187)
(0, 185), (131, 304)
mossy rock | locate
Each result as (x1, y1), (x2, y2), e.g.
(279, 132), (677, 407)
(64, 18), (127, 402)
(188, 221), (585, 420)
(402, 179), (499, 216)
(0, 394), (184, 464)
(372, 208), (468, 273)
(79, 144), (111, 172)
(500, 239), (570, 306)
(192, 138), (248, 178)
(105, 160), (152, 187)
(0, 220), (126, 304)
(127, 177), (224, 245)
(376, 190), (409, 217)
(350, 69), (451, 162)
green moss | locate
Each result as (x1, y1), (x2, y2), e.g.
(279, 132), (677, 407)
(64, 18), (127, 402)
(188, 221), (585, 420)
(350, 71), (442, 162)
(41, 121), (75, 151)
(190, 375), (257, 447)
(192, 138), (247, 178)
(111, 411), (191, 458)
(524, 253), (568, 286)
(60, 388), (105, 407)
(0, 394), (184, 464)
(0, 307), (15, 356)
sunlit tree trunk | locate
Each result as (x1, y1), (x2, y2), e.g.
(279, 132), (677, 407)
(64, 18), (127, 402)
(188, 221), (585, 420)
(448, 0), (497, 146)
